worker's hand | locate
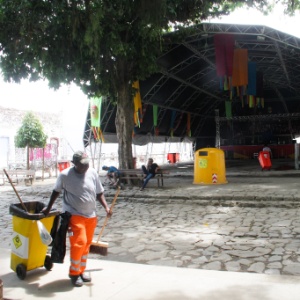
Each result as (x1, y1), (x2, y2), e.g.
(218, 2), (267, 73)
(106, 207), (113, 218)
(41, 207), (50, 216)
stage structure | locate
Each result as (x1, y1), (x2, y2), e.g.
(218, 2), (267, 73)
(82, 23), (300, 164)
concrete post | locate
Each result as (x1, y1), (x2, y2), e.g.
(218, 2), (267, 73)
(295, 142), (299, 170)
(0, 279), (3, 300)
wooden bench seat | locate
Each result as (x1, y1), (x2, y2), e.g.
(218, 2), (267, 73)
(0, 169), (36, 186)
(118, 169), (170, 187)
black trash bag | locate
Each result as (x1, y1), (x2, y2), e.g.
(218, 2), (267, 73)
(50, 214), (60, 243)
(50, 211), (72, 263)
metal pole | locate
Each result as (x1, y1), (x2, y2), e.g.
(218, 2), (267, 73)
(295, 142), (299, 170)
(215, 109), (220, 149)
(0, 279), (3, 300)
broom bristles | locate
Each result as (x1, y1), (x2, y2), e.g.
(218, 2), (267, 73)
(89, 240), (109, 256)
(91, 240), (109, 248)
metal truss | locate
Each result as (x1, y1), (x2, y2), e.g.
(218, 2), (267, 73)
(215, 109), (220, 148)
(149, 22), (300, 138)
(161, 70), (221, 101)
(141, 75), (169, 103)
(189, 23), (300, 49)
(218, 113), (300, 122)
(82, 110), (92, 148)
(100, 99), (116, 133)
(82, 23), (300, 143)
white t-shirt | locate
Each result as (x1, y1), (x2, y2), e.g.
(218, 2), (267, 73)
(54, 167), (104, 218)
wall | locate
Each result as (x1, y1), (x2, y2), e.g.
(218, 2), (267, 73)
(0, 106), (64, 168)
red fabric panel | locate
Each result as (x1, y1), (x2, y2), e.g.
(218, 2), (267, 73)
(214, 34), (234, 77)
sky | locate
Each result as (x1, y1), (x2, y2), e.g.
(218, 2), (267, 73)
(0, 79), (89, 151)
(0, 3), (300, 150)
(209, 4), (300, 37)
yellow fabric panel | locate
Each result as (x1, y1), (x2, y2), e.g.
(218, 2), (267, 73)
(133, 81), (142, 127)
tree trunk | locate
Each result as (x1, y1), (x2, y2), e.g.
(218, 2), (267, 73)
(116, 82), (134, 169)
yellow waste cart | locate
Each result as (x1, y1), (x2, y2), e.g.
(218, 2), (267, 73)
(194, 147), (227, 184)
(9, 201), (59, 279)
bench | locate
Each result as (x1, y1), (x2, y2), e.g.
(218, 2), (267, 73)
(118, 169), (170, 187)
(0, 169), (36, 186)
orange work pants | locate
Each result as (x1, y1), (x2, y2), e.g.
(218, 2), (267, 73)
(68, 215), (97, 276)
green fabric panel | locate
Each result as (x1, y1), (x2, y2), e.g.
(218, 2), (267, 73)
(153, 105), (158, 126)
(90, 97), (102, 127)
(225, 101), (232, 118)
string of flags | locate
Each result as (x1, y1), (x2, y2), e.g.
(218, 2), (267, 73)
(132, 81), (192, 137)
(214, 34), (265, 118)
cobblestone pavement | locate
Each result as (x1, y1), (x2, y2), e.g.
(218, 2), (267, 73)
(97, 202), (300, 276)
(2, 159), (300, 277)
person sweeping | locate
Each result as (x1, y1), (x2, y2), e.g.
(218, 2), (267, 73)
(41, 151), (111, 287)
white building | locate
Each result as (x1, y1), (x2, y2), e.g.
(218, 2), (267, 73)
(0, 106), (65, 169)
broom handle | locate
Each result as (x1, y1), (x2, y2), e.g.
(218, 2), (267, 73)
(96, 187), (120, 243)
(3, 169), (28, 212)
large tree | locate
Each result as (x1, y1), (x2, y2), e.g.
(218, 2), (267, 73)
(0, 0), (297, 168)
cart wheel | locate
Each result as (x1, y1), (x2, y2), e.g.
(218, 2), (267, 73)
(16, 263), (27, 280)
(44, 255), (53, 271)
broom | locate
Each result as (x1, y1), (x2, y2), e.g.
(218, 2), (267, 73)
(3, 168), (53, 245)
(3, 169), (28, 212)
(90, 187), (120, 256)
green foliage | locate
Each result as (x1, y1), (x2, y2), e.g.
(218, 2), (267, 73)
(15, 112), (47, 148)
(0, 0), (298, 167)
(0, 0), (288, 98)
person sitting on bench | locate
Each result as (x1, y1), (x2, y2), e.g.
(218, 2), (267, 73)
(140, 158), (160, 191)
(102, 166), (120, 186)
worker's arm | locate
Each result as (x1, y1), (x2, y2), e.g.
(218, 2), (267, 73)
(42, 190), (60, 215)
(97, 193), (112, 217)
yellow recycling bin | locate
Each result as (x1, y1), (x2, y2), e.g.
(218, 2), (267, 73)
(194, 147), (227, 185)
(9, 201), (60, 279)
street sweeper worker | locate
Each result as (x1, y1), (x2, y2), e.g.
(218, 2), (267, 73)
(41, 150), (112, 288)
(262, 144), (272, 158)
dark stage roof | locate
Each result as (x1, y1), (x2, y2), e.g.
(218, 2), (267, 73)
(84, 23), (300, 147)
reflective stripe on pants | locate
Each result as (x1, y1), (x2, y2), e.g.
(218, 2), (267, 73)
(68, 215), (97, 276)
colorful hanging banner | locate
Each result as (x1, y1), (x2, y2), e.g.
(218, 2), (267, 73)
(247, 61), (257, 96)
(186, 113), (191, 137)
(153, 104), (159, 136)
(170, 110), (176, 137)
(232, 49), (248, 87)
(153, 105), (158, 127)
(214, 34), (234, 77)
(133, 81), (142, 127)
(90, 97), (102, 127)
(214, 34), (234, 92)
(256, 71), (264, 97)
(225, 101), (232, 118)
(90, 97), (104, 142)
(248, 95), (255, 108)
